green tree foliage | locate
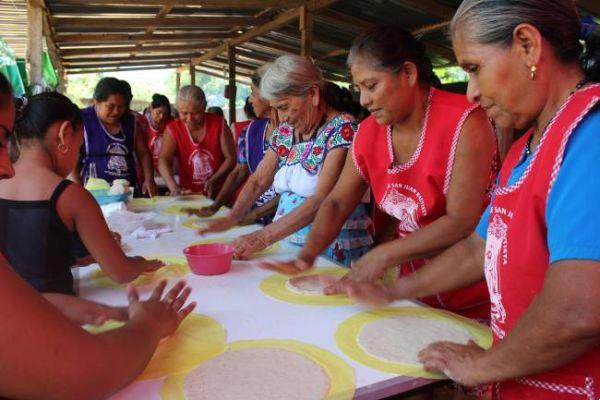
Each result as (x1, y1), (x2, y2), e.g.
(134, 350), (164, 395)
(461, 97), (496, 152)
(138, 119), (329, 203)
(433, 66), (468, 84)
(65, 68), (250, 111)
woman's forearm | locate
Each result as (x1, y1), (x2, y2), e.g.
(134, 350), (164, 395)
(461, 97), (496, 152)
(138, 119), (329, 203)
(210, 157), (235, 185)
(157, 159), (178, 192)
(376, 213), (477, 268)
(262, 195), (325, 244)
(389, 233), (485, 301)
(213, 166), (248, 208)
(230, 174), (272, 220)
(251, 195), (280, 220)
(300, 195), (358, 262)
(471, 264), (600, 383)
(139, 150), (154, 183)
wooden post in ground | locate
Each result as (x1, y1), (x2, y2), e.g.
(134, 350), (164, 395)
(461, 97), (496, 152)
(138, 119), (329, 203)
(227, 44), (237, 125)
(189, 64), (195, 86)
(27, 0), (44, 88)
(300, 5), (313, 59)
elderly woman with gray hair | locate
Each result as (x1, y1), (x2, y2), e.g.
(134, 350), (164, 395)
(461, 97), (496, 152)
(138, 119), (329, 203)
(328, 1), (600, 397)
(159, 85), (236, 197)
(201, 55), (372, 265)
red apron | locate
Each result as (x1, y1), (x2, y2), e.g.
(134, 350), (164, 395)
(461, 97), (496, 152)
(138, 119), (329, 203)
(166, 114), (225, 194)
(148, 115), (173, 170)
(353, 88), (499, 319)
(485, 84), (600, 399)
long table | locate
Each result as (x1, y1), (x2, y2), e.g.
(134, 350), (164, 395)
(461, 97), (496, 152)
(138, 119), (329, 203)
(78, 197), (450, 399)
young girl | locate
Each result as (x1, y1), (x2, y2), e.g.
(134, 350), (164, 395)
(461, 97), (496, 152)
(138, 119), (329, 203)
(0, 92), (163, 295)
(0, 73), (195, 400)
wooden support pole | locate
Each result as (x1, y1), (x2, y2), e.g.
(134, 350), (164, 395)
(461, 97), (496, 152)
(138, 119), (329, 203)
(189, 64), (195, 86)
(27, 0), (44, 88)
(228, 45), (237, 125)
(299, 5), (313, 58)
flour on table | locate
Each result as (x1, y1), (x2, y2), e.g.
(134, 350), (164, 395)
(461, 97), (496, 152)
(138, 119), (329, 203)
(184, 347), (330, 400)
(358, 315), (473, 365)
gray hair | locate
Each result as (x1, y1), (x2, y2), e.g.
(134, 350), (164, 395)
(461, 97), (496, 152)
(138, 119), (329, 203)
(251, 63), (272, 88)
(450, 0), (582, 63)
(176, 85), (207, 107)
(259, 55), (324, 100)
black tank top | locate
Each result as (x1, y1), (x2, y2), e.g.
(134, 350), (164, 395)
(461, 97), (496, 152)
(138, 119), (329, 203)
(0, 180), (89, 294)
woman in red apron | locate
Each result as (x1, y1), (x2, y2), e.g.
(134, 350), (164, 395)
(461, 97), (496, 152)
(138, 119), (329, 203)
(267, 25), (499, 320)
(158, 85), (236, 197)
(146, 93), (174, 172)
(353, 2), (600, 398)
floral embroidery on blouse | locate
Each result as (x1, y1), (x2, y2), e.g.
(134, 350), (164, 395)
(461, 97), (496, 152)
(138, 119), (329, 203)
(269, 113), (357, 174)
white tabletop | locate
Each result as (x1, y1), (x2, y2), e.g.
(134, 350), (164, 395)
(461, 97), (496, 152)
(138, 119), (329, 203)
(79, 198), (442, 399)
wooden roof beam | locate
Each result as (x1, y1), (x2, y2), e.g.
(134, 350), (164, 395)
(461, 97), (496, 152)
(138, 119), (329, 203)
(56, 32), (237, 45)
(61, 43), (217, 57)
(63, 53), (201, 65)
(65, 59), (185, 69)
(313, 19), (453, 63)
(397, 0), (454, 19)
(51, 15), (269, 29)
(54, 0), (305, 8)
(318, 9), (372, 31)
(133, 1), (176, 53)
(177, 0), (341, 72)
(67, 64), (178, 75)
(412, 21), (450, 36)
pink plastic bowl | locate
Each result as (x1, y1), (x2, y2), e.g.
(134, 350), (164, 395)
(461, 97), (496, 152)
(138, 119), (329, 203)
(183, 243), (235, 275)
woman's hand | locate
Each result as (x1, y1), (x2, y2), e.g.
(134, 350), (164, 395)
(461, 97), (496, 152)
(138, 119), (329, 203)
(232, 230), (269, 260)
(184, 205), (219, 218)
(142, 178), (159, 197)
(418, 340), (487, 387)
(260, 256), (313, 275)
(326, 278), (394, 306)
(78, 303), (129, 326)
(197, 215), (238, 235)
(204, 178), (218, 199)
(167, 186), (191, 196)
(128, 256), (164, 273)
(127, 280), (196, 340)
(43, 293), (129, 326)
(341, 248), (392, 283)
(238, 210), (258, 226)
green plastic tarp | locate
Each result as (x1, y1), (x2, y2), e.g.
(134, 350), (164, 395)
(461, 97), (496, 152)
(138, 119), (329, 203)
(42, 51), (58, 88)
(0, 38), (25, 95)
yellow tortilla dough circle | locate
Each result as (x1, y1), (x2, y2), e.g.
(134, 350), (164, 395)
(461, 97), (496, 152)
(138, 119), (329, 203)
(259, 267), (355, 306)
(160, 339), (356, 400)
(335, 307), (493, 379)
(180, 215), (230, 230)
(163, 199), (214, 215)
(189, 238), (281, 257)
(129, 196), (171, 208)
(90, 256), (190, 288)
(87, 313), (226, 380)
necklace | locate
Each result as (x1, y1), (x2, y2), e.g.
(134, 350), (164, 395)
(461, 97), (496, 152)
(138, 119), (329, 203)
(524, 77), (588, 157)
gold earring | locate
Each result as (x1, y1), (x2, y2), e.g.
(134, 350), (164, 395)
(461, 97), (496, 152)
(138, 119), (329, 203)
(58, 143), (69, 153)
(530, 65), (537, 80)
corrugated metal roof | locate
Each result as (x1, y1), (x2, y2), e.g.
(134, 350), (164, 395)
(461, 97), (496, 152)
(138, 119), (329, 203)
(0, 0), (28, 59)
(7, 0), (599, 80)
